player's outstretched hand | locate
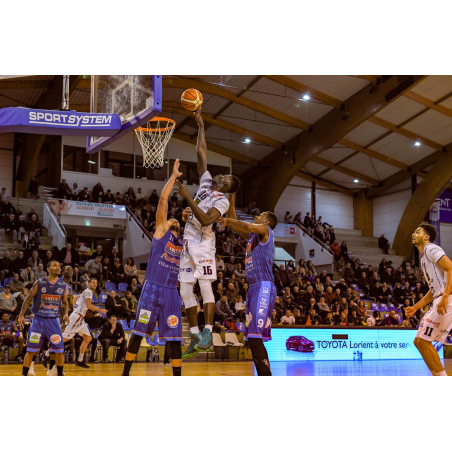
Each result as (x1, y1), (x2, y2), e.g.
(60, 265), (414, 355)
(437, 297), (448, 315)
(193, 108), (203, 126)
(172, 158), (183, 178)
(174, 180), (190, 200)
(182, 207), (191, 222)
(18, 314), (25, 330)
(404, 306), (416, 318)
(101, 308), (108, 315)
(217, 217), (227, 228)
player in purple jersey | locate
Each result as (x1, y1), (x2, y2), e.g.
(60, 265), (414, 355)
(0, 312), (24, 363)
(218, 203), (278, 376)
(122, 159), (186, 376)
(18, 260), (69, 376)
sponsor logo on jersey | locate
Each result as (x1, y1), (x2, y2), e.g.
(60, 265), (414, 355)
(161, 252), (180, 265)
(246, 243), (251, 256)
(245, 256), (253, 265)
(186, 268), (192, 272)
(29, 332), (41, 344)
(56, 288), (64, 294)
(138, 309), (151, 324)
(198, 259), (213, 264)
(164, 241), (183, 256)
(50, 334), (61, 344)
(245, 312), (252, 328)
(167, 315), (179, 328)
(425, 318), (440, 327)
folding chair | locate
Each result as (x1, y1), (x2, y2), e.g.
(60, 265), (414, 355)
(225, 332), (245, 361)
(118, 283), (128, 293)
(212, 333), (228, 361)
(105, 282), (116, 292)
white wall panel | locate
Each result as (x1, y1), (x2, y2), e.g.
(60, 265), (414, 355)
(0, 133), (14, 197)
(439, 223), (452, 257)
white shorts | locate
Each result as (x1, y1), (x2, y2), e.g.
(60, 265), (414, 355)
(179, 240), (217, 283)
(416, 295), (452, 344)
(63, 312), (90, 340)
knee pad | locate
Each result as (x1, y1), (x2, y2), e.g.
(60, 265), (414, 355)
(180, 282), (197, 309)
(169, 341), (182, 360)
(127, 333), (142, 355)
(199, 279), (215, 304)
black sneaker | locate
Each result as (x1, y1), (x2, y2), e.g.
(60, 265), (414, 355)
(89, 357), (95, 363)
(75, 361), (90, 369)
(42, 352), (48, 368)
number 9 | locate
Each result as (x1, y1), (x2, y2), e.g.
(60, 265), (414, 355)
(258, 319), (264, 327)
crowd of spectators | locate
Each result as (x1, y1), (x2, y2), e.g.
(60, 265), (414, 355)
(0, 201), (41, 246)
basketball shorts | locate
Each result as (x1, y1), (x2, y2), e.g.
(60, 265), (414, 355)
(63, 312), (90, 340)
(244, 281), (277, 342)
(26, 316), (64, 353)
(132, 280), (182, 342)
(1, 337), (17, 348)
(416, 294), (452, 344)
(179, 239), (217, 283)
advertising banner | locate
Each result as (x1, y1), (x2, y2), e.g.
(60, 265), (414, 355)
(265, 328), (423, 362)
(48, 199), (127, 219)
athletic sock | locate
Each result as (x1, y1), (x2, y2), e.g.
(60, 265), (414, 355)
(190, 326), (200, 334)
(205, 324), (213, 332)
(22, 366), (29, 376)
(57, 366), (64, 376)
(437, 370), (448, 376)
(49, 359), (55, 370)
(78, 353), (84, 362)
(172, 366), (182, 376)
(122, 359), (134, 376)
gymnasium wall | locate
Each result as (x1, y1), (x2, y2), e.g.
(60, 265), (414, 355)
(61, 134), (231, 198)
(0, 133), (14, 197)
(275, 176), (354, 229)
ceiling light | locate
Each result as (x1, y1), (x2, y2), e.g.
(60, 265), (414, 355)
(302, 94), (310, 101)
(353, 179), (359, 183)
(88, 160), (96, 164)
(414, 141), (421, 146)
(244, 138), (251, 143)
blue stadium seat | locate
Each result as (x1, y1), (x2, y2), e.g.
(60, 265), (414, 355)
(370, 303), (379, 312)
(235, 322), (245, 333)
(137, 284), (142, 289)
(146, 336), (155, 346)
(118, 283), (128, 292)
(388, 303), (401, 313)
(380, 303), (389, 312)
(105, 282), (116, 292)
(99, 293), (108, 304)
(130, 320), (135, 329)
(118, 319), (131, 332)
(4, 277), (12, 286)
(153, 333), (166, 346)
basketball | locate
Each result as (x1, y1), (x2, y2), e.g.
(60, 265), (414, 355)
(181, 88), (203, 111)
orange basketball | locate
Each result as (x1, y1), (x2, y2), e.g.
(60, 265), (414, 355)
(181, 88), (203, 111)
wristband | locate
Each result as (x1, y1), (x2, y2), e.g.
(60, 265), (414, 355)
(15, 331), (20, 338)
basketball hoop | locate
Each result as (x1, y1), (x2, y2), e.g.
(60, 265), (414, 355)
(134, 117), (176, 168)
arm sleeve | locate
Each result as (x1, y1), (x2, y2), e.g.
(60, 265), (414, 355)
(212, 196), (230, 217)
(199, 171), (212, 186)
(425, 245), (446, 264)
(85, 289), (93, 300)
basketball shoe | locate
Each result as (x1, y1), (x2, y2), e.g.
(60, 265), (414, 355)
(195, 329), (213, 351)
(182, 331), (201, 359)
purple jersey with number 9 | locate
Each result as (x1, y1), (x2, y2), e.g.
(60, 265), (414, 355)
(245, 227), (274, 285)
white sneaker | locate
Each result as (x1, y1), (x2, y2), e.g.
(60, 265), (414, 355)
(163, 363), (171, 367)
(47, 366), (58, 376)
(28, 363), (36, 376)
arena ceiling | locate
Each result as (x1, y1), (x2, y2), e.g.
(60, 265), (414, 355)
(1, 75), (452, 197)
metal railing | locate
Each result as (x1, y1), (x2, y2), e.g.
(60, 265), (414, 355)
(290, 221), (333, 256)
(126, 207), (153, 243)
(47, 202), (67, 243)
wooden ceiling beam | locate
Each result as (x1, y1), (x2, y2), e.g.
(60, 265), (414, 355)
(0, 80), (51, 90)
(298, 171), (355, 197)
(163, 101), (282, 149)
(369, 116), (443, 151)
(356, 76), (380, 84)
(310, 155), (380, 186)
(172, 133), (258, 166)
(404, 91), (452, 119)
(339, 138), (409, 171)
(264, 75), (343, 109)
(163, 78), (311, 131)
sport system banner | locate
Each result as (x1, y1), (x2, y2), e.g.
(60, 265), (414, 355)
(265, 328), (424, 362)
(48, 199), (127, 219)
(0, 107), (121, 136)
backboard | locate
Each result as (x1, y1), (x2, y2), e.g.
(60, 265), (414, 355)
(86, 75), (162, 154)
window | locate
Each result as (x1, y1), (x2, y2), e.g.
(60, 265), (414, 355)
(63, 145), (98, 174)
(135, 155), (167, 181)
(101, 151), (134, 178)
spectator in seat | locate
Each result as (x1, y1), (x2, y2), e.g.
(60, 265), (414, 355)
(58, 178), (72, 199)
(34, 263), (47, 280)
(386, 310), (400, 326)
(105, 291), (123, 318)
(91, 245), (104, 261)
(356, 300), (367, 319)
(78, 187), (90, 202)
(0, 213), (18, 243)
(228, 273), (239, 291)
(239, 282), (249, 301)
(92, 182), (104, 202)
(71, 265), (82, 292)
(101, 257), (112, 282)
(314, 276), (324, 295)
(85, 256), (103, 283)
(213, 271), (226, 293)
(71, 183), (80, 200)
(336, 310), (348, 326)
(234, 262), (246, 279)
(120, 291), (137, 325)
(12, 251), (27, 275)
(128, 277), (141, 298)
(370, 272), (380, 286)
(148, 205), (157, 225)
(111, 258), (128, 285)
(222, 238), (233, 257)
(369, 281), (385, 303)
(0, 188), (6, 201)
(341, 262), (354, 284)
(15, 214), (27, 243)
(215, 254), (224, 272)
(358, 272), (371, 297)
(317, 297), (331, 318)
(367, 310), (383, 327)
(1, 199), (16, 219)
(344, 287), (358, 304)
(338, 298), (348, 313)
(280, 309), (295, 325)
(303, 286), (318, 306)
(405, 267), (417, 287)
(234, 295), (245, 321)
(284, 211), (293, 222)
(348, 310), (362, 326)
(23, 231), (38, 254)
(247, 201), (261, 216)
(330, 240), (341, 261)
(305, 298), (318, 316)
(225, 282), (238, 308)
(306, 308), (321, 326)
(335, 278), (348, 296)
(214, 283), (225, 301)
(27, 250), (41, 272)
(394, 266), (405, 285)
(324, 311), (335, 326)
(60, 243), (79, 267)
(149, 189), (159, 207)
(124, 257), (140, 284)
(214, 295), (233, 323)
(27, 214), (41, 244)
(340, 241), (350, 262)
(335, 256), (345, 273)
(324, 286), (337, 307)
(102, 189), (114, 204)
(378, 234), (389, 254)
(80, 271), (89, 291)
(109, 246), (120, 264)
(42, 250), (53, 269)
(0, 285), (17, 319)
(20, 264), (35, 285)
(98, 315), (127, 363)
(9, 273), (24, 294)
(413, 282), (423, 301)
(275, 264), (290, 291)
(225, 256), (237, 278)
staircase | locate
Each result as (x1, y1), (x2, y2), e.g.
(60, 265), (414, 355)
(1, 196), (54, 258)
(334, 228), (405, 269)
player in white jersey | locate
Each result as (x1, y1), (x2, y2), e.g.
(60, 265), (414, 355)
(405, 224), (452, 376)
(175, 108), (241, 356)
(62, 278), (107, 369)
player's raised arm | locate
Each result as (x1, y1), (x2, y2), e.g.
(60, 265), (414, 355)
(18, 281), (38, 329)
(155, 159), (183, 237)
(175, 180), (221, 227)
(193, 109), (207, 177)
(218, 217), (269, 242)
(227, 193), (237, 220)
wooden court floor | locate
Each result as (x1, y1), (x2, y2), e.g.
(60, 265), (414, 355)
(0, 359), (451, 376)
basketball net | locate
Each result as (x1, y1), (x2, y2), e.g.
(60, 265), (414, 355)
(134, 117), (176, 168)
